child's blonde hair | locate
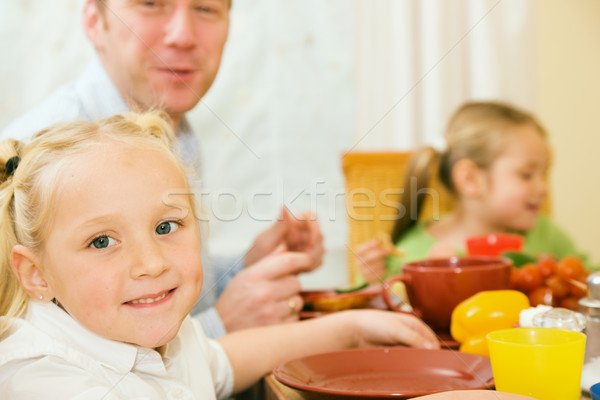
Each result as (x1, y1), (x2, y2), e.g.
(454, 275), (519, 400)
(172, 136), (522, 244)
(0, 111), (191, 335)
(391, 101), (547, 243)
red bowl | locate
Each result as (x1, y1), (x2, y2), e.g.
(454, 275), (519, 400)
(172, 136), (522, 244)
(466, 234), (524, 257)
(383, 257), (512, 331)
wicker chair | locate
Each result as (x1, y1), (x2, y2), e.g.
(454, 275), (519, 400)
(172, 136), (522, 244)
(342, 151), (455, 285)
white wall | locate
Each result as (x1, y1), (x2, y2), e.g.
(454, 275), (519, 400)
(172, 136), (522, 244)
(0, 0), (92, 127)
(536, 0), (600, 267)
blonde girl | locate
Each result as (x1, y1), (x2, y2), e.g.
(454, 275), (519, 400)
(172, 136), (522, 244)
(0, 112), (438, 399)
(356, 101), (586, 283)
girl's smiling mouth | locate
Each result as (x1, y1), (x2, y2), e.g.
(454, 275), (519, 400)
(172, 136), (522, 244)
(125, 289), (175, 306)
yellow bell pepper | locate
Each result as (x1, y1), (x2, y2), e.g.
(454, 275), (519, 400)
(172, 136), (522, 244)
(450, 290), (530, 357)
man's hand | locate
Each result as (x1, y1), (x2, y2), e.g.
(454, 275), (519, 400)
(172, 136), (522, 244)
(244, 207), (324, 270)
(216, 245), (313, 332)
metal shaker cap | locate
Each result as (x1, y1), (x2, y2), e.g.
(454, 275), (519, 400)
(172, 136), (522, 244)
(587, 272), (600, 299)
(579, 272), (600, 317)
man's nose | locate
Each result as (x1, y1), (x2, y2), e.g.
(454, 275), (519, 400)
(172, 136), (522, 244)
(164, 6), (197, 49)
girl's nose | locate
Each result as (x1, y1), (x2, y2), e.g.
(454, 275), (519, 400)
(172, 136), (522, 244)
(163, 6), (197, 49)
(129, 238), (170, 279)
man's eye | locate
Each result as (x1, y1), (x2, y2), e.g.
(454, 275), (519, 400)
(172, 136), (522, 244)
(156, 221), (179, 235)
(194, 0), (228, 14)
(140, 0), (166, 8)
(90, 236), (115, 249)
(518, 170), (534, 180)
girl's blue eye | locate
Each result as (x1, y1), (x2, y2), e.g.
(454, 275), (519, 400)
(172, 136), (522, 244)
(90, 236), (115, 249)
(156, 221), (179, 235)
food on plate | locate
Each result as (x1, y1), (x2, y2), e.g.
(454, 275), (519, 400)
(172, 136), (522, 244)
(450, 290), (530, 357)
(335, 282), (368, 294)
(302, 285), (380, 312)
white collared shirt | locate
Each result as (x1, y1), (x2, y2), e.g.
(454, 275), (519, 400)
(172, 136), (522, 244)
(0, 301), (234, 399)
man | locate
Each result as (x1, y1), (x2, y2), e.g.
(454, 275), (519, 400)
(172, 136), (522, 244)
(2, 0), (324, 338)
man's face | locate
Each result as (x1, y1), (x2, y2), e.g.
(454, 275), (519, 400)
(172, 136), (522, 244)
(87, 0), (230, 124)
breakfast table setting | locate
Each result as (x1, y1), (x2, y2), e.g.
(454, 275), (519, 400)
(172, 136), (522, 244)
(259, 234), (600, 400)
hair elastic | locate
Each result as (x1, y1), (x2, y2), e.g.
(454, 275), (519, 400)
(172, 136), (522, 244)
(5, 156), (20, 176)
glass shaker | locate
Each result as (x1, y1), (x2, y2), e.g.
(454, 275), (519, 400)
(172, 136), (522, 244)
(579, 271), (600, 391)
(580, 272), (600, 363)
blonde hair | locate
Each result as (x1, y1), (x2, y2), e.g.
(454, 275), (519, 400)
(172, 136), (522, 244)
(391, 101), (547, 242)
(0, 111), (193, 335)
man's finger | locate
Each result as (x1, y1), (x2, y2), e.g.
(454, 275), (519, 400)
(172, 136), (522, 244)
(246, 251), (313, 280)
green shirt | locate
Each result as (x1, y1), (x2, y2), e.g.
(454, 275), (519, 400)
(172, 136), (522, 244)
(385, 215), (589, 277)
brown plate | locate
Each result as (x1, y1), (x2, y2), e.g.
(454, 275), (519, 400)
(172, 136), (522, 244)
(273, 347), (494, 399)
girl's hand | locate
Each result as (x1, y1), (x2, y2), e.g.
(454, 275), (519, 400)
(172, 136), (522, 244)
(220, 308), (439, 392)
(342, 309), (440, 350)
(354, 239), (391, 284)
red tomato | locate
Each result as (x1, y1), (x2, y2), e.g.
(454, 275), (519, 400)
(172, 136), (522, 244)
(517, 264), (543, 292)
(557, 256), (586, 280)
(568, 277), (588, 298)
(545, 275), (570, 299)
(559, 296), (582, 311)
(509, 267), (521, 290)
(528, 286), (556, 307)
(536, 256), (558, 279)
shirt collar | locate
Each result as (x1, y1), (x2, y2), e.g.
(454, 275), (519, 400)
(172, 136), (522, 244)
(26, 301), (138, 374)
(75, 55), (130, 121)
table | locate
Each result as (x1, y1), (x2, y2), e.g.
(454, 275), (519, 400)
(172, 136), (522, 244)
(263, 374), (592, 400)
(263, 374), (304, 400)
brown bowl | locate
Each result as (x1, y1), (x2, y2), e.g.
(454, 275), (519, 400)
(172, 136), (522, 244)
(382, 257), (512, 331)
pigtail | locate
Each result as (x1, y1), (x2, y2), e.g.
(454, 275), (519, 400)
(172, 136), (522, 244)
(0, 139), (29, 334)
(390, 147), (441, 243)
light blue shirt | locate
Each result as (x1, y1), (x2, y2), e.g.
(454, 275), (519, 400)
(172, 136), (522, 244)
(1, 56), (244, 338)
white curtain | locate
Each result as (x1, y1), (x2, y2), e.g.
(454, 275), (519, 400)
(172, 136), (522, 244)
(353, 0), (536, 151)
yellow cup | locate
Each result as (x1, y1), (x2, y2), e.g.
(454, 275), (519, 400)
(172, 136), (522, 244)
(487, 328), (586, 400)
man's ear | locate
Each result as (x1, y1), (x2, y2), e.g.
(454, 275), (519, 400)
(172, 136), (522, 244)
(452, 158), (486, 198)
(10, 245), (53, 301)
(82, 0), (105, 51)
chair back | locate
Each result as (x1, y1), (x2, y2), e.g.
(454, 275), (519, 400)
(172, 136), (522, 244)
(342, 151), (454, 284)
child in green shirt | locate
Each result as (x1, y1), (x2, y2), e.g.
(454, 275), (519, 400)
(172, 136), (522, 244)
(355, 101), (589, 282)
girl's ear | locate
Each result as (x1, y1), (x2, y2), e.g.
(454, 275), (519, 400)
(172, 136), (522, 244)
(10, 245), (53, 301)
(452, 158), (486, 198)
(82, 0), (104, 51)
